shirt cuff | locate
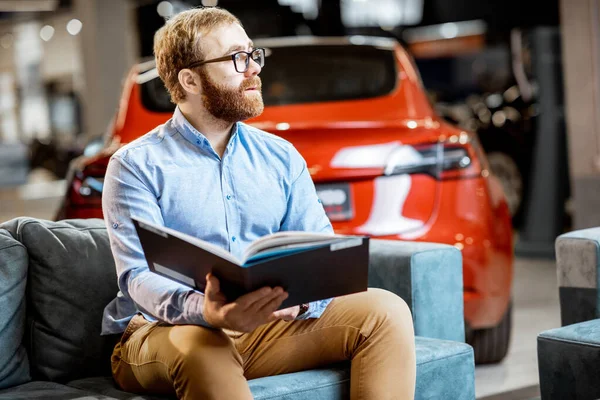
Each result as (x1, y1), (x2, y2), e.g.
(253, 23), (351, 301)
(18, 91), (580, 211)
(182, 291), (215, 328)
(295, 298), (333, 320)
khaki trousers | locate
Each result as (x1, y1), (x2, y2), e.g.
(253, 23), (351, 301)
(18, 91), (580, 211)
(111, 288), (416, 400)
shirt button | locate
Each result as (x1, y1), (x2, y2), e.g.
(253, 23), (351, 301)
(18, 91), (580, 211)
(232, 236), (236, 242)
(112, 223), (118, 229)
(226, 195), (232, 200)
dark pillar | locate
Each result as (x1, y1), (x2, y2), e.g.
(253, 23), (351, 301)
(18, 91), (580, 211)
(515, 27), (569, 258)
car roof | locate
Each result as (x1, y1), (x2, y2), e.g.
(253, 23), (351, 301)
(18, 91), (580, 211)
(254, 35), (398, 49)
(135, 35), (398, 75)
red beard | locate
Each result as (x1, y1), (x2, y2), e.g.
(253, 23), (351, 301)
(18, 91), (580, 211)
(199, 70), (264, 123)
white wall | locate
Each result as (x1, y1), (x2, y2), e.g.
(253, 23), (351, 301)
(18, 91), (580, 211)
(74, 0), (138, 137)
(561, 0), (600, 228)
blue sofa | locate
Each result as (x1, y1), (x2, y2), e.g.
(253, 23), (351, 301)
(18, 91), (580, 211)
(538, 227), (600, 400)
(0, 217), (475, 399)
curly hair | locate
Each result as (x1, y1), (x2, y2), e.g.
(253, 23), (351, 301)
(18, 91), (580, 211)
(153, 7), (242, 103)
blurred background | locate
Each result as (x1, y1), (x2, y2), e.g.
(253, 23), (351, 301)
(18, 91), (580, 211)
(0, 0), (598, 398)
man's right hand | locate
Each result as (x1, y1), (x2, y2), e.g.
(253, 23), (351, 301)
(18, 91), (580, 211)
(202, 273), (289, 332)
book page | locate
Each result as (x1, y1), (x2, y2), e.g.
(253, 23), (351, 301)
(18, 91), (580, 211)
(244, 239), (344, 264)
(242, 231), (347, 262)
(133, 217), (243, 265)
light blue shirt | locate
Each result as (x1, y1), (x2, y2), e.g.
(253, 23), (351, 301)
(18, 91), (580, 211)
(101, 107), (334, 335)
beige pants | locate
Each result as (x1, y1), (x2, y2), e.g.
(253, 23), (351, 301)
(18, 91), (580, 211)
(111, 288), (416, 400)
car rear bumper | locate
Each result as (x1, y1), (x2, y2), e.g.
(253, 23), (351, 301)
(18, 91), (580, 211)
(333, 176), (514, 329)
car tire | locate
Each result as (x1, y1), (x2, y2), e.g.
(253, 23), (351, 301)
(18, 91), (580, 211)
(467, 302), (512, 365)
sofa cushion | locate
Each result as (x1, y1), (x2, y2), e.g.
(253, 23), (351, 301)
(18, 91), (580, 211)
(0, 229), (30, 389)
(415, 337), (474, 400)
(0, 218), (120, 382)
(68, 369), (350, 400)
(69, 376), (205, 399)
(0, 381), (119, 400)
(67, 337), (475, 400)
(67, 370), (349, 400)
(538, 319), (600, 400)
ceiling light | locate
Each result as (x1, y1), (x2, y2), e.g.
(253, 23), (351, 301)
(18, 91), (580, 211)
(66, 19), (82, 36)
(156, 1), (173, 17)
(40, 25), (54, 42)
(440, 23), (459, 39)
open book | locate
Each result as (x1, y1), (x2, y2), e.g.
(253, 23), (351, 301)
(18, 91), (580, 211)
(132, 217), (369, 308)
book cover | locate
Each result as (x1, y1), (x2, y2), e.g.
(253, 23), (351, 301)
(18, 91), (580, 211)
(132, 217), (369, 308)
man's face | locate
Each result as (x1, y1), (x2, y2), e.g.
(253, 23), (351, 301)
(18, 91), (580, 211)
(196, 23), (264, 123)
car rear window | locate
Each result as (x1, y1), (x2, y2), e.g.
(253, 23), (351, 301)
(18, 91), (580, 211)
(260, 45), (397, 105)
(141, 73), (175, 112)
(140, 44), (398, 112)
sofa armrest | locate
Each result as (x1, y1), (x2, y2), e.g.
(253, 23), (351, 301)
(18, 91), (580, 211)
(556, 227), (600, 326)
(0, 229), (30, 389)
(368, 239), (464, 342)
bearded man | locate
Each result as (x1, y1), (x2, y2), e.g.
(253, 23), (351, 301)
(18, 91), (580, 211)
(101, 7), (416, 400)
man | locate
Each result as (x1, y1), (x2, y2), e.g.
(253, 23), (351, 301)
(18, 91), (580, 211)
(102, 7), (416, 400)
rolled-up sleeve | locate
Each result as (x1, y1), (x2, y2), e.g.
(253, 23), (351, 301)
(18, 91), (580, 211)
(102, 154), (212, 328)
(280, 148), (334, 320)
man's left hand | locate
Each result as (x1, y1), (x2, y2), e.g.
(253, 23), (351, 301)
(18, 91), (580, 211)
(271, 305), (300, 321)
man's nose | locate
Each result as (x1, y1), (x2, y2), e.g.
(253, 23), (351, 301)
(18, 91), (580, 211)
(245, 58), (261, 77)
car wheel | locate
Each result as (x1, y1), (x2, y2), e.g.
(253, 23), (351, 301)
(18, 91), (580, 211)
(486, 151), (523, 217)
(467, 302), (512, 365)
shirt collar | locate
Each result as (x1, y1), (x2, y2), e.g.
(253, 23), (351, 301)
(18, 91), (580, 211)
(172, 106), (240, 150)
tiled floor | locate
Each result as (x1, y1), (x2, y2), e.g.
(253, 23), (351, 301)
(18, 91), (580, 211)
(0, 172), (563, 400)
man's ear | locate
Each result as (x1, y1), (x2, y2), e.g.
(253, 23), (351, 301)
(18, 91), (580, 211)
(178, 68), (201, 96)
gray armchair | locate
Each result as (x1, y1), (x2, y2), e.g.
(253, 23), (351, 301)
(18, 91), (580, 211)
(537, 227), (600, 400)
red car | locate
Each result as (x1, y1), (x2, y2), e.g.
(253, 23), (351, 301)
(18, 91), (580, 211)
(57, 36), (514, 364)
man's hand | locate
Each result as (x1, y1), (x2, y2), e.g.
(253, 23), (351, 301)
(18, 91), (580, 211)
(272, 305), (300, 321)
(202, 273), (290, 332)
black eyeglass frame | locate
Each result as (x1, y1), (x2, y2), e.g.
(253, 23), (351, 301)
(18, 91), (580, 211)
(186, 48), (266, 73)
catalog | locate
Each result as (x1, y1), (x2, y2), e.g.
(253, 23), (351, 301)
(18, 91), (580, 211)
(132, 217), (370, 308)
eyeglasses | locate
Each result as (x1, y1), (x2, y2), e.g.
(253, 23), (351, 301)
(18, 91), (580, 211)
(186, 48), (266, 73)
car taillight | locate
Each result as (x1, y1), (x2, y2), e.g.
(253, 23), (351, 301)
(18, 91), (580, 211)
(69, 171), (104, 206)
(384, 135), (482, 180)
(79, 176), (104, 196)
(56, 154), (111, 220)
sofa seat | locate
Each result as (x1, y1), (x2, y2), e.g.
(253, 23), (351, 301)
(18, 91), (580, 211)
(538, 319), (600, 400)
(0, 380), (118, 400)
(53, 337), (474, 400)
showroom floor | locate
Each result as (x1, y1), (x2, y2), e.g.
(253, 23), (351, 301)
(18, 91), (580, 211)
(0, 171), (562, 400)
(476, 255), (558, 399)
